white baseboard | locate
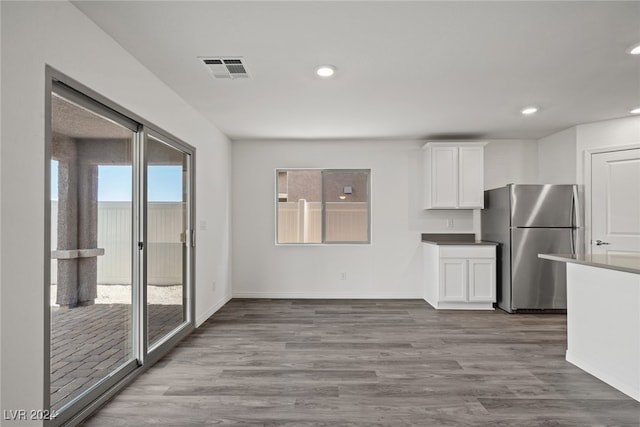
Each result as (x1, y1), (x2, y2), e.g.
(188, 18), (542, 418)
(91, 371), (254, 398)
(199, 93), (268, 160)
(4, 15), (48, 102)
(566, 351), (640, 402)
(232, 291), (422, 299)
(196, 293), (232, 327)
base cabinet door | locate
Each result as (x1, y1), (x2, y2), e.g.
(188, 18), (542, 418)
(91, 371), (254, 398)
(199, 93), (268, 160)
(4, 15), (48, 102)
(467, 258), (496, 302)
(439, 258), (467, 301)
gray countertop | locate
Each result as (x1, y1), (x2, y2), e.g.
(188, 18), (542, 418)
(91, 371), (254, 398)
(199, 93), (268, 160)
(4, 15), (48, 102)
(539, 253), (640, 275)
(421, 233), (499, 246)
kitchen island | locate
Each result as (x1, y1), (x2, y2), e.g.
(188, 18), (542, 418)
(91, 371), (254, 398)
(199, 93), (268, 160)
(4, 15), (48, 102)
(539, 253), (640, 401)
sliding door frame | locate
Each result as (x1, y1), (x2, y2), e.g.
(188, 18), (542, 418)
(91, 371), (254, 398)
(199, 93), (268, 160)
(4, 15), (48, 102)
(142, 128), (196, 360)
(44, 66), (196, 426)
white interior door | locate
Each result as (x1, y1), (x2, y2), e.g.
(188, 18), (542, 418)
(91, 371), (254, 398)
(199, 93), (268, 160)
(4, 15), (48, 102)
(591, 149), (640, 255)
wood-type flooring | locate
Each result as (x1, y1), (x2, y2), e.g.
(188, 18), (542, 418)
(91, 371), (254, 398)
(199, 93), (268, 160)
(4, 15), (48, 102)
(82, 299), (640, 426)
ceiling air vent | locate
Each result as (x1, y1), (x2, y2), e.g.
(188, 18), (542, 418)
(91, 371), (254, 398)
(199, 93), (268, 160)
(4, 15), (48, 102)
(201, 57), (249, 79)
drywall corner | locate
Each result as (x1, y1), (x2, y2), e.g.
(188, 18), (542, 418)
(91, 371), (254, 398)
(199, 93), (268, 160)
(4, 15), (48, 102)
(537, 127), (577, 184)
(575, 116), (640, 184)
(0, 0), (3, 415)
(484, 139), (538, 189)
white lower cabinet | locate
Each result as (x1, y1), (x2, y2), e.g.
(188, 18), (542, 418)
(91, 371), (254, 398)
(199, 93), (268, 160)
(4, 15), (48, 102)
(467, 258), (496, 302)
(424, 243), (496, 310)
(440, 258), (467, 301)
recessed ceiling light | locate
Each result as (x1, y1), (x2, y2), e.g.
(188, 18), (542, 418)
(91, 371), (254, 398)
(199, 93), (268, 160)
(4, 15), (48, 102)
(630, 107), (640, 114)
(627, 44), (640, 55)
(521, 106), (539, 115)
(316, 65), (336, 78)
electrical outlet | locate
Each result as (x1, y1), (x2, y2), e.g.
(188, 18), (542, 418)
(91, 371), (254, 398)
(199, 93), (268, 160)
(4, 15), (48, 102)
(340, 272), (347, 280)
(446, 218), (454, 228)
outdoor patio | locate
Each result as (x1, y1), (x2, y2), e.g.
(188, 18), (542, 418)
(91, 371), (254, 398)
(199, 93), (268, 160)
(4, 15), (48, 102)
(50, 302), (183, 412)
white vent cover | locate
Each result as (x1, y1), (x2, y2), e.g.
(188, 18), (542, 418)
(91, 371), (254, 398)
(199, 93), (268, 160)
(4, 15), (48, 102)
(201, 57), (249, 79)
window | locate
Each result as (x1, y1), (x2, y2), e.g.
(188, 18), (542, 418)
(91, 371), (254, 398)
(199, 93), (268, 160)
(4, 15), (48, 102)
(276, 169), (370, 244)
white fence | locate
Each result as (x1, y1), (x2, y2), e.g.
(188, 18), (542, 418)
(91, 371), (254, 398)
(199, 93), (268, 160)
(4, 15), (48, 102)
(325, 202), (369, 242)
(278, 201), (322, 243)
(51, 201), (183, 285)
(277, 201), (368, 243)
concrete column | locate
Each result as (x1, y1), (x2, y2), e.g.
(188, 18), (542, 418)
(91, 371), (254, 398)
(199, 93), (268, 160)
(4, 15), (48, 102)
(77, 162), (98, 305)
(55, 140), (79, 307)
(53, 137), (127, 307)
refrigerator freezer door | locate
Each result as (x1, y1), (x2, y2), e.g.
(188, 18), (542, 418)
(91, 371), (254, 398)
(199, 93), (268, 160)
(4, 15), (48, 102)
(511, 228), (572, 310)
(510, 184), (577, 227)
(482, 187), (512, 311)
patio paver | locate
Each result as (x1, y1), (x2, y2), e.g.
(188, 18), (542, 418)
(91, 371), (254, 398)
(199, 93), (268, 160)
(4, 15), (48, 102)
(50, 303), (182, 412)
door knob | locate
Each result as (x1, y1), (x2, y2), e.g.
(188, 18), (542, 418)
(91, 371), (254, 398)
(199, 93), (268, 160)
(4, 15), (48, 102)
(595, 240), (610, 246)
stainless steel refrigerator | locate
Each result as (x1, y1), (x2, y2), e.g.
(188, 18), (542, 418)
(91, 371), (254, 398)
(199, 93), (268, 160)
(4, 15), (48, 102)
(481, 184), (583, 312)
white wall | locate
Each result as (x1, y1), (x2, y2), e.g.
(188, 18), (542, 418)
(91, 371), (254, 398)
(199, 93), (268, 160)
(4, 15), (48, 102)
(0, 1), (231, 423)
(194, 135), (233, 325)
(0, 0), (3, 415)
(537, 127), (577, 184)
(575, 116), (640, 184)
(484, 140), (538, 190)
(535, 116), (640, 256)
(535, 116), (640, 186)
(232, 139), (535, 298)
(232, 139), (462, 298)
(574, 116), (640, 254)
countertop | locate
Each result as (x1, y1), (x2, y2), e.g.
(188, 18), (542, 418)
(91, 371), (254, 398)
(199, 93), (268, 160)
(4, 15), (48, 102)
(539, 253), (640, 275)
(421, 233), (499, 246)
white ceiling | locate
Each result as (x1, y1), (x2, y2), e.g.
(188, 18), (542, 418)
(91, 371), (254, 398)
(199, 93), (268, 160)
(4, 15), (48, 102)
(73, 1), (640, 141)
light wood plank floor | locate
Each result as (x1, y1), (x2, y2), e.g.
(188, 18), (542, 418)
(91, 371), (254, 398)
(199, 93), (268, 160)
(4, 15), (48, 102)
(82, 299), (640, 426)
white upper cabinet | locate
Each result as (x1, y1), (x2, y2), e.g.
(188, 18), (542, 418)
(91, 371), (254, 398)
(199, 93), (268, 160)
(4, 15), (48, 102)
(423, 142), (486, 209)
(458, 146), (485, 208)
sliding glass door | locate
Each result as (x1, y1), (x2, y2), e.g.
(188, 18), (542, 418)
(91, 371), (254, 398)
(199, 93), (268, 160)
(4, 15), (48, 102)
(145, 132), (191, 352)
(47, 77), (194, 425)
(49, 88), (139, 416)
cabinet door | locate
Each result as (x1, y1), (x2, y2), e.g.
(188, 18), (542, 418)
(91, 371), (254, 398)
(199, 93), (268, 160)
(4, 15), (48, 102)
(467, 258), (496, 302)
(439, 258), (467, 301)
(458, 146), (484, 209)
(430, 146), (459, 208)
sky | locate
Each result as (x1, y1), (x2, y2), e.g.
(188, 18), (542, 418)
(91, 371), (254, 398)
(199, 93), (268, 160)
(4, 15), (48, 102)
(51, 162), (183, 202)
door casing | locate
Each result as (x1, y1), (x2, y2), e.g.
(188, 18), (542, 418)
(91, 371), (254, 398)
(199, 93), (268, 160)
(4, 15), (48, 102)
(584, 144), (640, 255)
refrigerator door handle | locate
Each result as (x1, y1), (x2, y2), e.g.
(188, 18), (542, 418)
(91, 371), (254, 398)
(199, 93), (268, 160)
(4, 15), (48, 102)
(570, 229), (575, 255)
(572, 185), (582, 228)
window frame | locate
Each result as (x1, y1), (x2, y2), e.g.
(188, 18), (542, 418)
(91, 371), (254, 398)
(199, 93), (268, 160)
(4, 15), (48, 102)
(275, 168), (372, 245)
